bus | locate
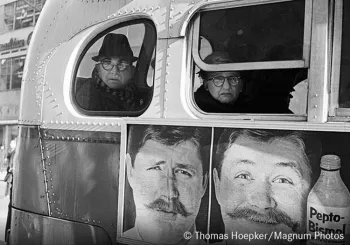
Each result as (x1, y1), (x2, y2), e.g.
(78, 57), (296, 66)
(8, 0), (350, 244)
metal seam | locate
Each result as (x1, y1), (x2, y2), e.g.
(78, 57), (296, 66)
(38, 126), (52, 216)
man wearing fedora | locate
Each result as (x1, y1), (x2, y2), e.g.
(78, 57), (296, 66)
(76, 33), (145, 111)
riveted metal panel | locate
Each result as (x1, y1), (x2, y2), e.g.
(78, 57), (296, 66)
(10, 209), (112, 245)
(40, 129), (120, 239)
(13, 126), (48, 215)
(108, 0), (171, 38)
(19, 0), (133, 125)
(169, 0), (203, 38)
(141, 39), (169, 118)
(19, 0), (175, 129)
(163, 38), (196, 119)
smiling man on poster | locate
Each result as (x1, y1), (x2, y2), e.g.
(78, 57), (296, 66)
(213, 128), (314, 245)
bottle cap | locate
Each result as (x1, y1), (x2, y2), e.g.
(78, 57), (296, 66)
(320, 154), (341, 170)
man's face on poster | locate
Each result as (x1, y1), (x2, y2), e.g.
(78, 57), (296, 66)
(213, 135), (311, 240)
(127, 139), (208, 242)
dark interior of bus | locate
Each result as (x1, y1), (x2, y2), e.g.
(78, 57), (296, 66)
(197, 0), (308, 114)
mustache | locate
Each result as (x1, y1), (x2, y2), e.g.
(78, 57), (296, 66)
(145, 198), (191, 217)
(227, 208), (300, 232)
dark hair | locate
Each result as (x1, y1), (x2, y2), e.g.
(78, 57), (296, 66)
(127, 125), (211, 175)
(198, 51), (235, 80)
(214, 128), (313, 182)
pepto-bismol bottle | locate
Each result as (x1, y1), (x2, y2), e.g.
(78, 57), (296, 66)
(307, 155), (350, 245)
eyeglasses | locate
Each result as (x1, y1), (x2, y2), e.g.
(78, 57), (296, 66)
(208, 76), (242, 87)
(99, 60), (130, 71)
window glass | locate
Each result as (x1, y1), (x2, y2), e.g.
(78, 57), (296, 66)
(200, 0), (305, 63)
(0, 58), (11, 91)
(0, 55), (25, 91)
(11, 56), (25, 89)
(193, 0), (308, 115)
(338, 1), (350, 108)
(0, 0), (46, 34)
(74, 20), (156, 115)
(14, 0), (35, 30)
(0, 126), (4, 171)
(3, 3), (15, 32)
(10, 125), (18, 141)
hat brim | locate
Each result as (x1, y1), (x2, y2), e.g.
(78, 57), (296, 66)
(92, 55), (138, 63)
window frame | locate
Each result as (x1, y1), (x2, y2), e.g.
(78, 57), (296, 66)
(72, 18), (157, 117)
(188, 0), (312, 121)
(330, 0), (350, 119)
(192, 0), (312, 72)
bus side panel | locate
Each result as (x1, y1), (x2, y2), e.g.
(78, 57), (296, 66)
(41, 129), (120, 241)
(13, 126), (49, 215)
(10, 209), (112, 245)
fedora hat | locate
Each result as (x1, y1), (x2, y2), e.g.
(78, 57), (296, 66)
(92, 33), (138, 63)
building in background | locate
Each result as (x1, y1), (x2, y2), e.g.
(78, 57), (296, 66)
(0, 0), (46, 170)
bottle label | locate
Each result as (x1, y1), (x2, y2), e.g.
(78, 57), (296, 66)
(307, 204), (350, 244)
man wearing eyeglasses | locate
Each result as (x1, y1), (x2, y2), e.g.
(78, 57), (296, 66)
(76, 33), (145, 111)
(195, 52), (249, 113)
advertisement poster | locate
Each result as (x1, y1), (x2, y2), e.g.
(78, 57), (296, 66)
(120, 125), (350, 245)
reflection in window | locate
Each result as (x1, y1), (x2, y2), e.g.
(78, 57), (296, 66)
(200, 0), (305, 63)
(74, 20), (156, 115)
(0, 56), (25, 91)
(338, 1), (350, 108)
(193, 0), (308, 115)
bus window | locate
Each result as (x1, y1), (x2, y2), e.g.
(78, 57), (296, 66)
(74, 20), (156, 116)
(338, 1), (350, 108)
(191, 0), (309, 115)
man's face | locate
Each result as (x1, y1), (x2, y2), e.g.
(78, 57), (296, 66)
(213, 135), (311, 242)
(127, 139), (207, 243)
(96, 57), (133, 89)
(206, 71), (243, 104)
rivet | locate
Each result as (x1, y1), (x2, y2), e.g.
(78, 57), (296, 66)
(314, 105), (318, 108)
